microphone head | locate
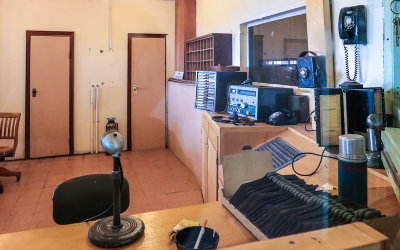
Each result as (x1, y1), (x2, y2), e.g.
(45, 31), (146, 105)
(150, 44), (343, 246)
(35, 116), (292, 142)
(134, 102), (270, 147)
(101, 130), (124, 157)
(366, 114), (382, 129)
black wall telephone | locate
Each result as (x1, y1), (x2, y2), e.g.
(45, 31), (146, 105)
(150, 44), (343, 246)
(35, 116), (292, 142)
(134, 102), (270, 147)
(338, 5), (367, 85)
(339, 5), (367, 45)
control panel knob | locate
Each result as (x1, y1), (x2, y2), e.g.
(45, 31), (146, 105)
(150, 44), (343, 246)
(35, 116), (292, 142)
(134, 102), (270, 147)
(242, 102), (248, 109)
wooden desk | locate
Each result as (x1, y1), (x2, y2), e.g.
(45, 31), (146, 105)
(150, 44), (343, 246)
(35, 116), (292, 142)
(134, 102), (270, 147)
(0, 202), (255, 250)
(201, 111), (400, 216)
(0, 202), (389, 250)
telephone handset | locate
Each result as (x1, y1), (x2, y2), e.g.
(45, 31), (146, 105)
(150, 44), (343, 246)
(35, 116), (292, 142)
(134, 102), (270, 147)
(339, 5), (367, 45)
(338, 5), (367, 86)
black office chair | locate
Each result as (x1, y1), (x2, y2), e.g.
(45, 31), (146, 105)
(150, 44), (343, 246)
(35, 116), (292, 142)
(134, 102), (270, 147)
(52, 174), (130, 225)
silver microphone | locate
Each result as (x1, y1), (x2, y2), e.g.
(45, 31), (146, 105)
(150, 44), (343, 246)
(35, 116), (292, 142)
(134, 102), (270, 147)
(101, 130), (124, 157)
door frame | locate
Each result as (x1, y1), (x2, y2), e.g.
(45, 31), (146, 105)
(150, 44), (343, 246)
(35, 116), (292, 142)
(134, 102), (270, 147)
(127, 33), (167, 151)
(25, 30), (74, 159)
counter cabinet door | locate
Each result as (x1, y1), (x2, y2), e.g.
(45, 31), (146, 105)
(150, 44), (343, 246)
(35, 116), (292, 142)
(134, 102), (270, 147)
(201, 127), (208, 202)
(207, 137), (218, 202)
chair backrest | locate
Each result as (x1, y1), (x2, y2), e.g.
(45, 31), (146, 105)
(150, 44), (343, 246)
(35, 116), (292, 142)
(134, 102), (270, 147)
(0, 113), (21, 157)
(52, 174), (130, 225)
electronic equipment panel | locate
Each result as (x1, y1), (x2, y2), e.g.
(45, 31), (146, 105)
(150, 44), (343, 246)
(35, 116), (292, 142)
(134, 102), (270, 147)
(194, 71), (247, 112)
(228, 85), (293, 121)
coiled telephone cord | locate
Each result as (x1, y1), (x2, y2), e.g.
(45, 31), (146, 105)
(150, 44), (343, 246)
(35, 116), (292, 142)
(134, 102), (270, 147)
(343, 43), (359, 82)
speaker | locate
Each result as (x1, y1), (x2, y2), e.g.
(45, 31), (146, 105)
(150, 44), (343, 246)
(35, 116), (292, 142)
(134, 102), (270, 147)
(288, 95), (309, 123)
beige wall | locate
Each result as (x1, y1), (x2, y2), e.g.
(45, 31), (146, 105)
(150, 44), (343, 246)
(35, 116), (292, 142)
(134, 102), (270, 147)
(167, 81), (202, 185)
(0, 0), (175, 159)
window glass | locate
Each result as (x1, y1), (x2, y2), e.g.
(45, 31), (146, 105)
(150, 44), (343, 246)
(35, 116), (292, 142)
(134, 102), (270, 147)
(249, 14), (308, 86)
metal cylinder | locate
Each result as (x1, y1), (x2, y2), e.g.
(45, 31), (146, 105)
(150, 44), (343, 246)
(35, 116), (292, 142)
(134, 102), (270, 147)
(367, 128), (378, 152)
(338, 134), (368, 206)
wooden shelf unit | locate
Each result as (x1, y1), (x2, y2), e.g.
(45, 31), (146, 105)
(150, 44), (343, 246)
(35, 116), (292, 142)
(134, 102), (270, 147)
(184, 33), (232, 81)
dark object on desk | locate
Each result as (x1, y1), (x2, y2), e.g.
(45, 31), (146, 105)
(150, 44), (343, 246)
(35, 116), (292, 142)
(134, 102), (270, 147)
(211, 114), (255, 126)
(229, 172), (382, 239)
(266, 110), (297, 126)
(253, 137), (305, 172)
(297, 51), (327, 88)
(88, 130), (144, 248)
(175, 226), (219, 250)
(228, 85), (294, 121)
(52, 174), (130, 225)
(288, 95), (309, 123)
(194, 71), (247, 112)
(0, 113), (22, 194)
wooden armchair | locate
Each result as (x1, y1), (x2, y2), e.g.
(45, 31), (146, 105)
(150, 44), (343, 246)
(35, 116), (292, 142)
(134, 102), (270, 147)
(0, 113), (21, 193)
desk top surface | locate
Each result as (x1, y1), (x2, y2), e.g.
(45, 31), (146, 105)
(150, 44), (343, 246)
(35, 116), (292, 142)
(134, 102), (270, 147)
(0, 202), (255, 250)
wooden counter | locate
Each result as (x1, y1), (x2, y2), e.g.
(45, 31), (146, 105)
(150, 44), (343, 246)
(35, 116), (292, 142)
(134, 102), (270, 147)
(201, 111), (400, 216)
(0, 202), (255, 250)
(0, 202), (390, 250)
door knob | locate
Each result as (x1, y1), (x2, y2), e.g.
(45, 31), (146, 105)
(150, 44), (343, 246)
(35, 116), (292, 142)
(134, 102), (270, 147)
(132, 85), (138, 96)
(32, 88), (37, 97)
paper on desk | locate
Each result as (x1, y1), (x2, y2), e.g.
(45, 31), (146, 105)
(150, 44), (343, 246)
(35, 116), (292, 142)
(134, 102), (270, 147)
(222, 149), (273, 198)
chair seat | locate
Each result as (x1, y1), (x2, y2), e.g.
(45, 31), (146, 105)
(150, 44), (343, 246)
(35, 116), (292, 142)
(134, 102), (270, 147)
(0, 146), (13, 158)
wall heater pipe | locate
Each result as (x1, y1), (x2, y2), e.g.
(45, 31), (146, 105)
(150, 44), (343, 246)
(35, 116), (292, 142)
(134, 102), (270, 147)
(95, 85), (99, 153)
(108, 0), (113, 51)
(90, 85), (94, 154)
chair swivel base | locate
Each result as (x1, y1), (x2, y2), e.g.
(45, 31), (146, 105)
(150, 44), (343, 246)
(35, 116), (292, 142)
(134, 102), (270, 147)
(88, 215), (145, 248)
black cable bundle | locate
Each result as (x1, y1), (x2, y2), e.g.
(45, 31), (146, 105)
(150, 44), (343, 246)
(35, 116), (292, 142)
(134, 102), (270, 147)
(229, 172), (382, 238)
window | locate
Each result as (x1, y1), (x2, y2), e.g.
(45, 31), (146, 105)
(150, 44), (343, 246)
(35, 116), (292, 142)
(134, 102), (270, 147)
(248, 8), (308, 86)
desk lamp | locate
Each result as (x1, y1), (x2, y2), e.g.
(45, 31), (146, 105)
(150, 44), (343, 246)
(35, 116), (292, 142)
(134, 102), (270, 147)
(88, 130), (145, 248)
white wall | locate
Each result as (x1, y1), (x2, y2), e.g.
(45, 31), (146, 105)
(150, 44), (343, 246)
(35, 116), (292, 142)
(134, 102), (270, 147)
(332, 0), (384, 87)
(0, 0), (175, 159)
(196, 0), (384, 88)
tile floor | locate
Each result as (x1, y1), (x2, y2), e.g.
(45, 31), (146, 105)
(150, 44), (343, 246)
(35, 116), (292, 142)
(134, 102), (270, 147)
(0, 149), (203, 234)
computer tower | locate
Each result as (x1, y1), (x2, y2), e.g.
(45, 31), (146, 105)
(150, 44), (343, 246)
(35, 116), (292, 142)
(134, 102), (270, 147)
(194, 71), (247, 112)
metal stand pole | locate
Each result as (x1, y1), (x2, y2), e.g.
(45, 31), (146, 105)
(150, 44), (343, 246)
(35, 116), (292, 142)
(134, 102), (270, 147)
(112, 157), (122, 228)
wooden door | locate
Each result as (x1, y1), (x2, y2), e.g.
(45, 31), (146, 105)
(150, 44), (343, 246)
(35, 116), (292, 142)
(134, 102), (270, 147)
(127, 34), (166, 151)
(26, 31), (74, 158)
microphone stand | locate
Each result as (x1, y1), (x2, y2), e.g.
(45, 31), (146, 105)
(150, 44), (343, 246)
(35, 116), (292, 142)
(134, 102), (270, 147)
(88, 146), (145, 248)
(112, 157), (122, 229)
